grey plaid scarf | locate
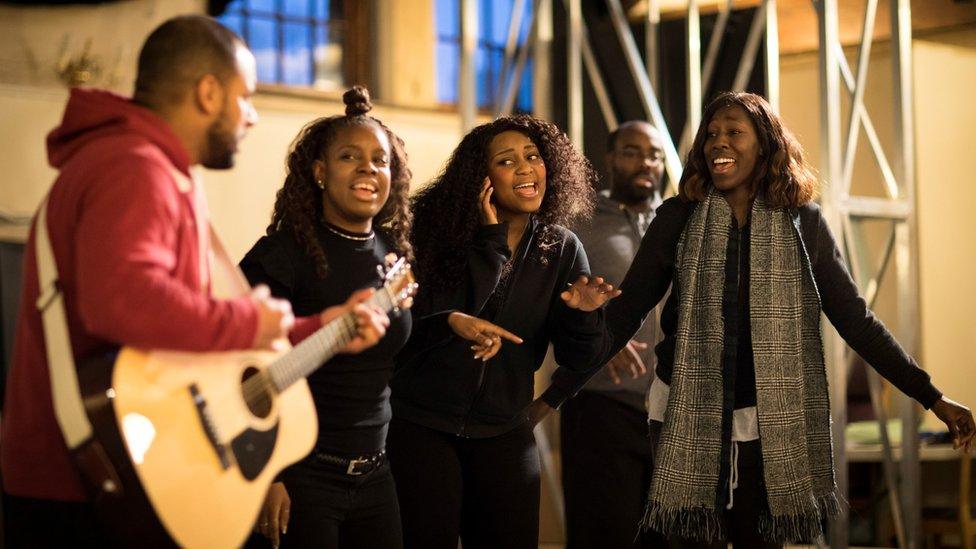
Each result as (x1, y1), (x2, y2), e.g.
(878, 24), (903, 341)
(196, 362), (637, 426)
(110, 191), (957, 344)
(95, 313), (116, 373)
(640, 190), (840, 543)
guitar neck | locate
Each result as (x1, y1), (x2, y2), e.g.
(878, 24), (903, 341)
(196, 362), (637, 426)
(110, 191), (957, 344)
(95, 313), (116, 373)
(266, 289), (394, 393)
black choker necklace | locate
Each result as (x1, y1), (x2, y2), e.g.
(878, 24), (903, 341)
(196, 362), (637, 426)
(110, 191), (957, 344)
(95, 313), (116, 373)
(323, 222), (374, 242)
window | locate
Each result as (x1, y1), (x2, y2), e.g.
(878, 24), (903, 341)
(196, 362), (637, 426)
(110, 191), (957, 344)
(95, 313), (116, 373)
(218, 0), (353, 91)
(434, 0), (534, 112)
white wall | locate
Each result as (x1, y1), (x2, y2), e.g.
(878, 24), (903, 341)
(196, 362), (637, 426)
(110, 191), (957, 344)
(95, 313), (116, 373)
(914, 28), (976, 423)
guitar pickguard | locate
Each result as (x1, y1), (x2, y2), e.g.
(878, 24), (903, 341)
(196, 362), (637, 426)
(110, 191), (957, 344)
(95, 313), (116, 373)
(231, 422), (280, 481)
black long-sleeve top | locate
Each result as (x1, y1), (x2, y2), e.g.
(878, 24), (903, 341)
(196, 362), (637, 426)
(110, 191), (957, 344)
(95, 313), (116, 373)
(240, 224), (412, 457)
(542, 197), (942, 410)
(391, 220), (607, 438)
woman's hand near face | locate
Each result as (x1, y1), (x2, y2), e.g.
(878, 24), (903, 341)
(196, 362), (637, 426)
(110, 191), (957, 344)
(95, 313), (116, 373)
(479, 177), (498, 225)
(560, 275), (622, 312)
(447, 311), (523, 361)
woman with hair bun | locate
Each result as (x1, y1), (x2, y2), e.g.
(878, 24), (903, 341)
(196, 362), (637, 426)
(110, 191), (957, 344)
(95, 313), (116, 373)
(388, 115), (618, 549)
(589, 91), (974, 547)
(240, 86), (513, 549)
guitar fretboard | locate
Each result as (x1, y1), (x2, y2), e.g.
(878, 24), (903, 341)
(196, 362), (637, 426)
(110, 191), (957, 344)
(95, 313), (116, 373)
(266, 289), (394, 393)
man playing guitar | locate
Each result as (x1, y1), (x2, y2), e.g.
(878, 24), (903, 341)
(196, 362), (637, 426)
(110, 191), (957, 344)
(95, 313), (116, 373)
(1, 15), (388, 547)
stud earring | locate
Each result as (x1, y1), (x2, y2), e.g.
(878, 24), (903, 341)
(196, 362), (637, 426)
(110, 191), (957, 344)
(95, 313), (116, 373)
(316, 179), (325, 190)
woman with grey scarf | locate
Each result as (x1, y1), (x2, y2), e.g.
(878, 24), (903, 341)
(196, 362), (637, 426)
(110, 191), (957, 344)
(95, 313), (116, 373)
(587, 92), (975, 547)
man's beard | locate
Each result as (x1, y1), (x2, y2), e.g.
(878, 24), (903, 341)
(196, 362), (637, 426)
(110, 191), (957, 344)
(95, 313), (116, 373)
(201, 108), (238, 170)
(612, 168), (658, 204)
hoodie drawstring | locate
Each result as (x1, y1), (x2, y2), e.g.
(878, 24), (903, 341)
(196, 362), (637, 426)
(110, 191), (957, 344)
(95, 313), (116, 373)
(725, 440), (740, 510)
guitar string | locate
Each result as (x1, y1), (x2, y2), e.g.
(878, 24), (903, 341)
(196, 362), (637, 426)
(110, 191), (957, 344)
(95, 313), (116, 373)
(196, 284), (406, 443)
(238, 289), (398, 403)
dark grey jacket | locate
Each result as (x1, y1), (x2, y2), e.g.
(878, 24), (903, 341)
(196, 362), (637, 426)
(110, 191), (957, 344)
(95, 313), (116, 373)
(541, 192), (660, 411)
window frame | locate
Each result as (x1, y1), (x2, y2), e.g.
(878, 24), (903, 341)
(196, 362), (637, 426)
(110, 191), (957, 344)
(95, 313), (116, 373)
(433, 0), (534, 113)
(216, 0), (371, 94)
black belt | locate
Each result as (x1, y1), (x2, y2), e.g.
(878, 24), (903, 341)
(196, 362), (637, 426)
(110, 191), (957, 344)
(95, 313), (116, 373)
(312, 449), (386, 476)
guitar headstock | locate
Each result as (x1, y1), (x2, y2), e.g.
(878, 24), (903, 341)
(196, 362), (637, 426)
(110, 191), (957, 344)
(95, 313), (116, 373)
(378, 253), (418, 312)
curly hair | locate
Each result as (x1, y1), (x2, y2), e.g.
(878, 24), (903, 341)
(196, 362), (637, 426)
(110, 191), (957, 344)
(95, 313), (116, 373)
(267, 86), (413, 278)
(679, 92), (818, 208)
(411, 114), (596, 293)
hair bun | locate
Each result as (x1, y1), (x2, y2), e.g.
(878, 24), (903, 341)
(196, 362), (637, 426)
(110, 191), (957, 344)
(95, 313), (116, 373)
(343, 85), (373, 116)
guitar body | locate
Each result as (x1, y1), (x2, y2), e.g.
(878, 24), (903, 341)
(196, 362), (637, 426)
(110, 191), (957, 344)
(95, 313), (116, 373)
(73, 256), (415, 547)
(79, 346), (317, 548)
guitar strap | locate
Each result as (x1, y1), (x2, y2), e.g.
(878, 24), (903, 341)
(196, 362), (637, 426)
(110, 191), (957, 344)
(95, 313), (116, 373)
(34, 172), (250, 494)
(208, 223), (250, 299)
(34, 197), (93, 449)
(35, 197), (123, 495)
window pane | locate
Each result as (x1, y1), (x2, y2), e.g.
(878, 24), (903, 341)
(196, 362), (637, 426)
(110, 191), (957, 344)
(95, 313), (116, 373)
(475, 46), (490, 108)
(248, 0), (276, 14)
(517, 57), (533, 113)
(480, 46), (503, 108)
(283, 0), (309, 18)
(223, 0), (245, 14)
(249, 16), (278, 82)
(483, 0), (511, 45)
(436, 42), (459, 104)
(221, 13), (244, 37)
(435, 0), (459, 40)
(313, 22), (344, 90)
(313, 0), (326, 17)
(518, 0), (532, 42)
(282, 22), (311, 85)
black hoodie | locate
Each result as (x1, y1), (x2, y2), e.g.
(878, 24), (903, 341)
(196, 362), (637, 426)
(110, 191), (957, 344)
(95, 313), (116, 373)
(391, 221), (606, 438)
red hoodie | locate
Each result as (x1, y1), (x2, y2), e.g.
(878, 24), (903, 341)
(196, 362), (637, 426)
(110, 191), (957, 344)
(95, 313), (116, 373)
(1, 89), (262, 500)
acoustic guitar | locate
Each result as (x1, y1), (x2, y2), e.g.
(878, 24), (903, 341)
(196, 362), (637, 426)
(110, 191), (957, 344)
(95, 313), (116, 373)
(76, 255), (417, 548)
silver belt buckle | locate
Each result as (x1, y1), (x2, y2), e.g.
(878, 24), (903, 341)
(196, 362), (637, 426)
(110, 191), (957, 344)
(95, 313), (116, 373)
(347, 457), (367, 475)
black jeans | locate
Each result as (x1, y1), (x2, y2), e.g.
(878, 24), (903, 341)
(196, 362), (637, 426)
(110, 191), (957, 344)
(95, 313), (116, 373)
(3, 493), (113, 548)
(648, 420), (781, 549)
(249, 457), (402, 549)
(561, 392), (667, 548)
(386, 417), (541, 549)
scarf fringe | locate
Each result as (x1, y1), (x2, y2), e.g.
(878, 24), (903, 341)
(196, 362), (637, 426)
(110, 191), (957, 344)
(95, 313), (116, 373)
(759, 491), (844, 543)
(639, 501), (724, 543)
(641, 492), (844, 544)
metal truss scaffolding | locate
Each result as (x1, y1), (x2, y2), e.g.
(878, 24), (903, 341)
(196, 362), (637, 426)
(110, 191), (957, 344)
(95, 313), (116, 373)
(455, 1), (923, 546)
(817, 0), (921, 547)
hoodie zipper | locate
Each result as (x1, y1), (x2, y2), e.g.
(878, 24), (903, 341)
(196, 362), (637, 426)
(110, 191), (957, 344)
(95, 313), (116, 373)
(457, 222), (533, 437)
(458, 360), (491, 437)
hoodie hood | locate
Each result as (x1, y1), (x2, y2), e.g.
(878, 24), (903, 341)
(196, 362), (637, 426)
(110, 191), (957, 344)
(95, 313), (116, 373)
(46, 88), (191, 174)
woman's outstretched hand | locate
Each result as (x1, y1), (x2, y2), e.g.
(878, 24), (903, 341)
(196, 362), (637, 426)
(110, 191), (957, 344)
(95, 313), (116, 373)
(932, 396), (975, 452)
(478, 177), (498, 225)
(560, 275), (621, 312)
(447, 311), (523, 361)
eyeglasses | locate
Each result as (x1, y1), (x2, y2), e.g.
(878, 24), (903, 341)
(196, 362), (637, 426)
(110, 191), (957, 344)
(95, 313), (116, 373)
(615, 149), (665, 164)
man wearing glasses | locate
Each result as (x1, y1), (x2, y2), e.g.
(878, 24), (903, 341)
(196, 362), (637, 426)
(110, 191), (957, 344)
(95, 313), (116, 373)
(539, 120), (668, 548)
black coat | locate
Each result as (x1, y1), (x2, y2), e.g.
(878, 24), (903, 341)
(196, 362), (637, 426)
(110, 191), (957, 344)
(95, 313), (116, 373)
(542, 196), (941, 410)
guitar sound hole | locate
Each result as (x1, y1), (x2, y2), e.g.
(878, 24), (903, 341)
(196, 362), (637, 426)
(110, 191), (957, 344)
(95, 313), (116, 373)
(241, 366), (274, 419)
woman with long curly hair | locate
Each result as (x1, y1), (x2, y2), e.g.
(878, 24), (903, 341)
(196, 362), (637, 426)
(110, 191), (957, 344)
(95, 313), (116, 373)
(239, 87), (513, 549)
(581, 92), (974, 547)
(388, 115), (619, 549)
